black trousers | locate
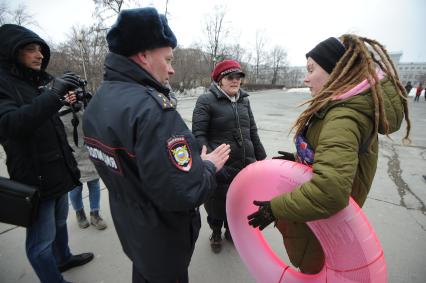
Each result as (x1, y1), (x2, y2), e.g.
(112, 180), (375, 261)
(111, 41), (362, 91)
(132, 264), (189, 283)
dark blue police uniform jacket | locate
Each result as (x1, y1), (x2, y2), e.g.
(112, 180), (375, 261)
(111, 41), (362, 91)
(83, 52), (217, 282)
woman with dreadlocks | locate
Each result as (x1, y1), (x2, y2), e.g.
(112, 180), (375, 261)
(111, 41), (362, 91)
(247, 35), (411, 274)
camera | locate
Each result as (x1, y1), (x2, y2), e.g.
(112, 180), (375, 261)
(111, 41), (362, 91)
(65, 76), (92, 112)
(74, 77), (93, 108)
(58, 75), (93, 147)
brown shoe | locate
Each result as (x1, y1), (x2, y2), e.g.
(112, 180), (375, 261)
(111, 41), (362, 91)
(90, 211), (107, 230)
(210, 229), (222, 253)
(76, 209), (89, 229)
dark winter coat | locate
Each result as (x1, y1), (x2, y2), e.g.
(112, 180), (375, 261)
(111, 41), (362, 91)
(192, 83), (266, 220)
(0, 24), (80, 200)
(404, 82), (412, 94)
(83, 52), (218, 282)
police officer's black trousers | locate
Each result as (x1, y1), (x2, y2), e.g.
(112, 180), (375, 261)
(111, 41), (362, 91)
(132, 264), (189, 283)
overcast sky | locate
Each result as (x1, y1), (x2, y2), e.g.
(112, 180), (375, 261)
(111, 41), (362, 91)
(9, 0), (426, 66)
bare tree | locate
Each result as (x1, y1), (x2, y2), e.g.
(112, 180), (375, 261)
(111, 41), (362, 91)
(92, 0), (149, 18)
(170, 47), (210, 91)
(48, 24), (108, 93)
(284, 67), (305, 88)
(268, 45), (288, 85)
(10, 4), (36, 26)
(0, 1), (8, 25)
(0, 2), (37, 27)
(203, 5), (230, 71)
(254, 30), (268, 83)
(93, 0), (124, 14)
(225, 43), (248, 63)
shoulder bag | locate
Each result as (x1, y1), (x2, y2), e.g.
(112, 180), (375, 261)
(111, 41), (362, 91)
(0, 176), (40, 227)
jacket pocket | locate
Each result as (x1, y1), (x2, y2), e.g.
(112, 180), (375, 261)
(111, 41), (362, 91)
(38, 151), (69, 190)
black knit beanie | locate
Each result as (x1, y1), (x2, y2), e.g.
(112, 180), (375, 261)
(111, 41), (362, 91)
(306, 37), (346, 74)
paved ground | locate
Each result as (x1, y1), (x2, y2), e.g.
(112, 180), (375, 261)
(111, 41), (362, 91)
(1, 89), (425, 283)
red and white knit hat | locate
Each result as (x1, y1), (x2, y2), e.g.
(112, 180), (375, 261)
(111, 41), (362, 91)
(211, 59), (245, 82)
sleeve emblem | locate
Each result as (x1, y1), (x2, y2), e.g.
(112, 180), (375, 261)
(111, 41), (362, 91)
(167, 136), (192, 172)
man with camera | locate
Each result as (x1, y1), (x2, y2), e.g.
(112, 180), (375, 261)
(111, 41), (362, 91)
(83, 7), (230, 283)
(0, 24), (94, 283)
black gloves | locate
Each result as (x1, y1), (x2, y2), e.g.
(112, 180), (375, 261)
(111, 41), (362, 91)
(247, 200), (275, 230)
(50, 72), (81, 99)
(272, 151), (296, 161)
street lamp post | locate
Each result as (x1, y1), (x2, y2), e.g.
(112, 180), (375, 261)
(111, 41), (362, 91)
(77, 35), (88, 81)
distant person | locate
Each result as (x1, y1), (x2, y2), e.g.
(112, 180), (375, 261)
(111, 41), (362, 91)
(404, 81), (412, 95)
(248, 35), (411, 274)
(192, 59), (266, 253)
(60, 94), (107, 230)
(0, 24), (93, 283)
(82, 8), (230, 283)
(424, 84), (426, 101)
(414, 83), (423, 102)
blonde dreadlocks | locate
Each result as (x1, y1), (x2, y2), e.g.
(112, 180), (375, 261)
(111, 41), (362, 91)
(292, 34), (411, 144)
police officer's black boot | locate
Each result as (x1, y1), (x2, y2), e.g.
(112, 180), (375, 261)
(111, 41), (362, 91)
(209, 228), (222, 253)
(224, 221), (233, 243)
(224, 229), (233, 243)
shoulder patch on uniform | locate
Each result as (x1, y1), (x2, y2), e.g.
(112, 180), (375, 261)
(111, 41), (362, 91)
(167, 136), (192, 172)
(147, 89), (176, 110)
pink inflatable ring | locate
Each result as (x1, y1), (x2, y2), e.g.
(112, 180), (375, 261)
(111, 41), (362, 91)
(226, 160), (387, 283)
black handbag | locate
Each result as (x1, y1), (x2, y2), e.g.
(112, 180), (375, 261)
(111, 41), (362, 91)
(0, 176), (40, 227)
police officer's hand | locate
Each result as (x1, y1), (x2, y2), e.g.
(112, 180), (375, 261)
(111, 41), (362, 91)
(247, 200), (275, 230)
(201, 144), (230, 172)
(272, 151), (296, 161)
(50, 72), (81, 99)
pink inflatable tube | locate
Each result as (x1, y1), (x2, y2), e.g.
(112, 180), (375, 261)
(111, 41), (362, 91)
(226, 160), (387, 283)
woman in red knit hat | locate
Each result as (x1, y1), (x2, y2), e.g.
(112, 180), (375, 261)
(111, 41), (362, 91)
(192, 59), (267, 253)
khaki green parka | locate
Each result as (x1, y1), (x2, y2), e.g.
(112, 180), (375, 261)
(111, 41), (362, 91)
(270, 78), (405, 273)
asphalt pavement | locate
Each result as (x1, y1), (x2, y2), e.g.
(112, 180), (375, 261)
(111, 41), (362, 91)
(1, 89), (425, 283)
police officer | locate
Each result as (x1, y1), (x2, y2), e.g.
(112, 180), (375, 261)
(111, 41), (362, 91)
(82, 8), (230, 283)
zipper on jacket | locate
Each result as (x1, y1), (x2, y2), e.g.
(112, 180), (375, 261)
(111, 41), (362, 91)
(232, 102), (246, 167)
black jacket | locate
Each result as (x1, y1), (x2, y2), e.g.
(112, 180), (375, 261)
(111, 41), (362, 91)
(0, 24), (80, 200)
(83, 52), (217, 282)
(192, 83), (266, 171)
(192, 83), (266, 220)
